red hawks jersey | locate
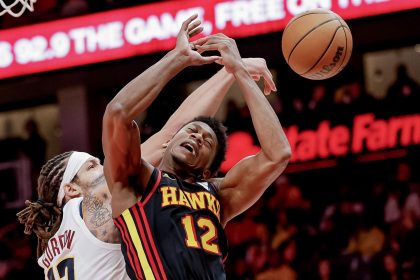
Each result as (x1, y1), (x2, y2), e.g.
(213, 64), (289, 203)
(38, 197), (129, 280)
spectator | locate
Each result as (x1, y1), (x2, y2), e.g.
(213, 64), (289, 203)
(316, 259), (332, 280)
(256, 239), (298, 280)
(271, 210), (297, 250)
(345, 213), (385, 260)
(22, 119), (46, 171)
(381, 253), (403, 280)
(403, 183), (420, 221)
(384, 191), (401, 225)
(245, 239), (269, 275)
(386, 64), (420, 113)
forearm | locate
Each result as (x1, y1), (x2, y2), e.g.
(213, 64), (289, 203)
(234, 68), (290, 161)
(142, 67), (234, 165)
(163, 67), (234, 132)
(108, 49), (188, 122)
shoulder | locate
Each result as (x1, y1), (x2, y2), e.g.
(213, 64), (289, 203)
(63, 197), (82, 212)
(207, 178), (223, 193)
(60, 197), (84, 226)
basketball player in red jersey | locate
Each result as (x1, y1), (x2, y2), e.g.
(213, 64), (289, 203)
(103, 15), (291, 279)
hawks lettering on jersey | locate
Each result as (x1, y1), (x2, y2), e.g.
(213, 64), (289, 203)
(160, 187), (221, 220)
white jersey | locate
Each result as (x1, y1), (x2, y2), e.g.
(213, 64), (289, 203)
(38, 197), (129, 280)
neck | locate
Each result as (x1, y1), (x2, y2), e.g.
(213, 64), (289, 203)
(158, 160), (199, 184)
(81, 189), (121, 243)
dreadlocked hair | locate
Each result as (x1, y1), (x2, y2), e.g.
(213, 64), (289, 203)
(16, 151), (73, 257)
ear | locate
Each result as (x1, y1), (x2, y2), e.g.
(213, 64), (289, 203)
(162, 140), (170, 148)
(63, 182), (82, 202)
(201, 169), (212, 180)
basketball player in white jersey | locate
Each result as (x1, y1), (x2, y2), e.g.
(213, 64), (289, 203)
(17, 150), (128, 280)
(16, 47), (275, 280)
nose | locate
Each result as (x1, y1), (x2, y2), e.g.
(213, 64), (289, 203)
(191, 133), (203, 146)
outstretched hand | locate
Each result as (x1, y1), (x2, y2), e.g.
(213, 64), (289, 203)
(191, 33), (245, 74)
(175, 14), (220, 66)
(243, 58), (277, 95)
(178, 21), (276, 95)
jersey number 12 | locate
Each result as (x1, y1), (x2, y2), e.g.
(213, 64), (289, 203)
(181, 215), (221, 255)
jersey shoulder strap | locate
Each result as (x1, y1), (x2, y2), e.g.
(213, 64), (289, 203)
(140, 168), (161, 203)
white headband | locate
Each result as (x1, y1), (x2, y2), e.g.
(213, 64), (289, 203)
(56, 151), (95, 207)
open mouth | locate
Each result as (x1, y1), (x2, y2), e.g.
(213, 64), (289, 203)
(180, 142), (197, 155)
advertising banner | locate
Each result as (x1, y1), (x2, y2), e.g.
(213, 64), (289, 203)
(220, 112), (420, 172)
(0, 0), (418, 79)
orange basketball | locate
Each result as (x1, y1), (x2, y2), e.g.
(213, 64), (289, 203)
(282, 9), (353, 80)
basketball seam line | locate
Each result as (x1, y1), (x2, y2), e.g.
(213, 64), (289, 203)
(283, 11), (333, 34)
(287, 18), (340, 64)
(301, 25), (342, 75)
(331, 24), (351, 76)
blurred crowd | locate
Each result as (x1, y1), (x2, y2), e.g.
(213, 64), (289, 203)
(0, 60), (419, 279)
(224, 160), (420, 280)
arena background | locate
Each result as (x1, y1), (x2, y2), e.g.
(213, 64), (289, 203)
(0, 0), (419, 279)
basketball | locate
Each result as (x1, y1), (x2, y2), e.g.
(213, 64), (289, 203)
(282, 9), (353, 80)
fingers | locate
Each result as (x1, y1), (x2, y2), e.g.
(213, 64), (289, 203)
(212, 33), (229, 39)
(189, 26), (203, 38)
(244, 58), (276, 94)
(191, 34), (231, 46)
(215, 57), (223, 65)
(264, 82), (272, 95)
(191, 37), (209, 46)
(195, 43), (225, 52)
(262, 71), (276, 92)
(188, 19), (201, 32)
(188, 19), (201, 33)
(252, 72), (276, 95)
(181, 14), (198, 31)
(183, 15), (202, 39)
(202, 36), (231, 46)
(200, 56), (222, 64)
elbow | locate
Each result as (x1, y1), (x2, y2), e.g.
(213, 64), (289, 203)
(104, 102), (128, 124)
(105, 101), (123, 116)
(270, 144), (292, 167)
(283, 144), (292, 160)
(278, 146), (292, 165)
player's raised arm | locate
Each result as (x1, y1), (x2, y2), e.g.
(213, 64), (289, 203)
(142, 58), (277, 166)
(102, 15), (219, 199)
(196, 34), (291, 225)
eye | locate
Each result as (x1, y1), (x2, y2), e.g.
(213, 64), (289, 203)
(187, 127), (197, 133)
(88, 164), (94, 170)
(205, 139), (213, 147)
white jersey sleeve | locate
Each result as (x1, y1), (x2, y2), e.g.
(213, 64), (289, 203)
(38, 197), (129, 280)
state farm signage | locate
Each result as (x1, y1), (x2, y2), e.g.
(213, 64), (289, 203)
(220, 113), (420, 172)
(0, 0), (419, 79)
(286, 113), (420, 163)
